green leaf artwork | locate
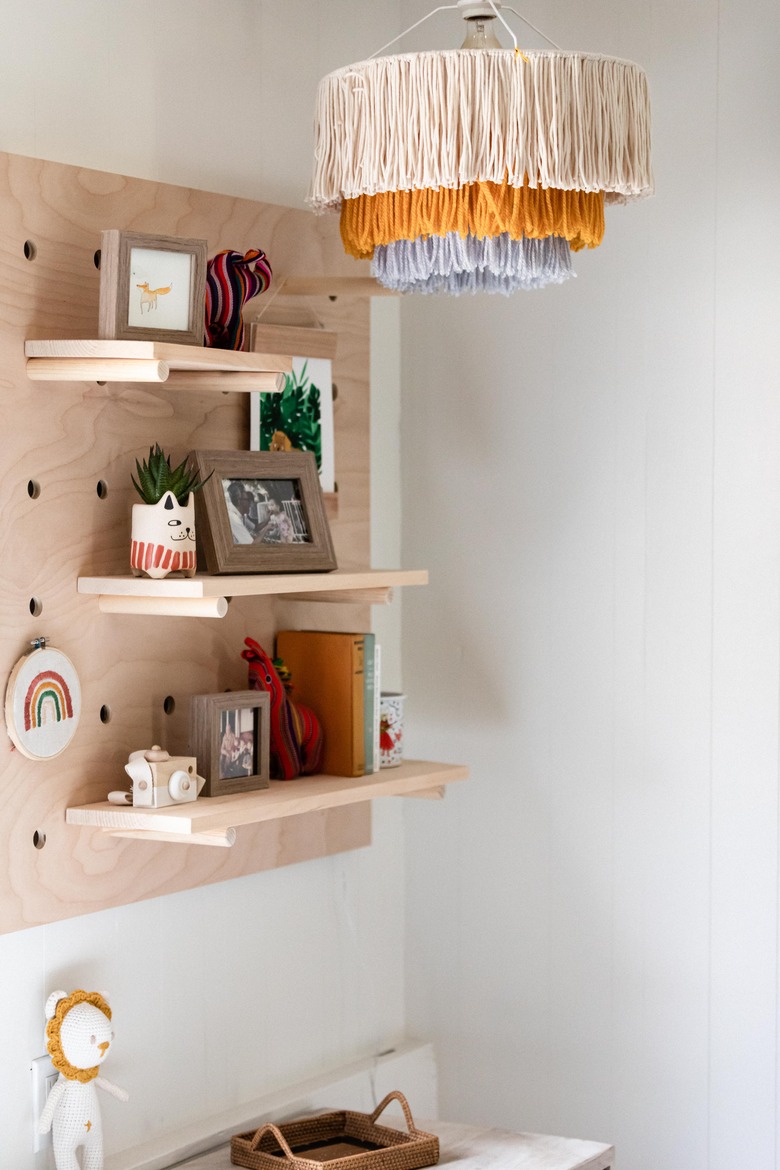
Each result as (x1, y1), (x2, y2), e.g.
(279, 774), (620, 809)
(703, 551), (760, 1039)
(259, 360), (323, 470)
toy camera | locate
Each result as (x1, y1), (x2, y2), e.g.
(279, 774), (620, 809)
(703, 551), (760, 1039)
(122, 745), (205, 808)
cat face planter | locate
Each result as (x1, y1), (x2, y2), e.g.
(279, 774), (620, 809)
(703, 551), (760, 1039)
(130, 491), (196, 578)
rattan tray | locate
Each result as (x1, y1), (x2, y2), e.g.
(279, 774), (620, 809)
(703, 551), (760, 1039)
(231, 1091), (439, 1170)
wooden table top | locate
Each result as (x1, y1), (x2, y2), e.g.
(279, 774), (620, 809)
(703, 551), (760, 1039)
(174, 1118), (614, 1170)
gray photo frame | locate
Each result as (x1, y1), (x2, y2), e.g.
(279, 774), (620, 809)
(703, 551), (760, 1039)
(98, 229), (208, 345)
(190, 690), (270, 797)
(192, 449), (338, 575)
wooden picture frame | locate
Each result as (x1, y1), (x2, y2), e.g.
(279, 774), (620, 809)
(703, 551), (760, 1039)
(98, 229), (208, 345)
(190, 690), (271, 797)
(191, 449), (338, 574)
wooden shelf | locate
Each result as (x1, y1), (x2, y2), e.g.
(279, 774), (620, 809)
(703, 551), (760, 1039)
(77, 568), (428, 617)
(66, 760), (469, 847)
(24, 338), (291, 390)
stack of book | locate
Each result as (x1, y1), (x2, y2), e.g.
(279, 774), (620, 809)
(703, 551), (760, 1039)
(275, 630), (381, 776)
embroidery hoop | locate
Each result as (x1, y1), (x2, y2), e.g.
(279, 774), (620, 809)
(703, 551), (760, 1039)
(4, 638), (82, 760)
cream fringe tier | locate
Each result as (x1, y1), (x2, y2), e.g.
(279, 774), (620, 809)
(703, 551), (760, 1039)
(371, 232), (574, 294)
(311, 49), (653, 212)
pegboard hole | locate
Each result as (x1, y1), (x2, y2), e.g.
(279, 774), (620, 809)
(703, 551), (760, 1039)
(27, 479), (41, 499)
(23, 240), (37, 261)
(94, 249), (101, 269)
(96, 480), (109, 500)
(163, 695), (176, 715)
(29, 597), (43, 617)
(33, 830), (46, 850)
(99, 705), (111, 724)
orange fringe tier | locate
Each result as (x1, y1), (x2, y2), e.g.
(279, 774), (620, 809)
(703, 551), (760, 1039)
(341, 181), (605, 259)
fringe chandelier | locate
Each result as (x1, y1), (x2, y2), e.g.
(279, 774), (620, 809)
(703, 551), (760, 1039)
(310, 0), (653, 295)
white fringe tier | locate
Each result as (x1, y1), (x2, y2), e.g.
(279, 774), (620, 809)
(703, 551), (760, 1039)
(311, 49), (653, 212)
(371, 232), (575, 295)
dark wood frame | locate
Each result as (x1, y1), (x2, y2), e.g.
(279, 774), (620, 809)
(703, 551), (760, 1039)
(190, 690), (271, 797)
(98, 229), (208, 345)
(192, 449), (338, 574)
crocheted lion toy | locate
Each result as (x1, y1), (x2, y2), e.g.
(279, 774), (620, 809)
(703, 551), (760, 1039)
(38, 989), (128, 1170)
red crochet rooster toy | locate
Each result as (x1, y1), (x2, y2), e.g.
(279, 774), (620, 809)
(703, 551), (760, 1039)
(242, 637), (323, 779)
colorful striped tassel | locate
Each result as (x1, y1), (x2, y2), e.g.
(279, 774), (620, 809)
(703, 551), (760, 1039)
(204, 247), (272, 350)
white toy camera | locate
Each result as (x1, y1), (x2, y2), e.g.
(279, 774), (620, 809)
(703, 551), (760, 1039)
(121, 745), (205, 808)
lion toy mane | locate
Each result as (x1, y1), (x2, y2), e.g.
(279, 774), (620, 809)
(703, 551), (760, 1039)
(38, 989), (128, 1170)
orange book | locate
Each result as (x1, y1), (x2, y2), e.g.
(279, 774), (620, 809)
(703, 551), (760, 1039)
(275, 630), (365, 777)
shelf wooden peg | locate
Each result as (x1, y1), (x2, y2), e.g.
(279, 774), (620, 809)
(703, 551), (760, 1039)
(97, 595), (229, 619)
(276, 277), (398, 298)
(286, 587), (394, 605)
(403, 786), (446, 801)
(26, 357), (170, 382)
(164, 370), (286, 394)
(107, 827), (237, 847)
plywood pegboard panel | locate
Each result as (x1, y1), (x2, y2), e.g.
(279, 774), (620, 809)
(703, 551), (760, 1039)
(0, 151), (376, 934)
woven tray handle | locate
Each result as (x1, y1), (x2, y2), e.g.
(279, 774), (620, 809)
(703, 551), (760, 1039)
(369, 1090), (419, 1134)
(249, 1122), (313, 1161)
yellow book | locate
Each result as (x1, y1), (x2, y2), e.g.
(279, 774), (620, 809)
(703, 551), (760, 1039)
(275, 630), (365, 777)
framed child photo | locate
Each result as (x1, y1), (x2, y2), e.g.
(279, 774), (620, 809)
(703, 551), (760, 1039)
(190, 690), (270, 797)
(98, 229), (208, 345)
(191, 449), (337, 575)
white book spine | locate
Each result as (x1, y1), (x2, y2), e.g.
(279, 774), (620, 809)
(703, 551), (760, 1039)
(373, 643), (382, 772)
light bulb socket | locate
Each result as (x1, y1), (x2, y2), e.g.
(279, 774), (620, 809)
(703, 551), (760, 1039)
(458, 0), (502, 19)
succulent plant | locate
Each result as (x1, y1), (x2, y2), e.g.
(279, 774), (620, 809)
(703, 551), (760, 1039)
(132, 444), (212, 505)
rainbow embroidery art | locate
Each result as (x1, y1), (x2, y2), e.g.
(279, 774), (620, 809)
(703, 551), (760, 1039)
(24, 670), (75, 731)
(5, 644), (81, 760)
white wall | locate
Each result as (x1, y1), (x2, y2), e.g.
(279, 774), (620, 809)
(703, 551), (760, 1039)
(371, 296), (404, 693)
(0, 0), (395, 209)
(0, 4), (408, 1168)
(400, 0), (780, 1168)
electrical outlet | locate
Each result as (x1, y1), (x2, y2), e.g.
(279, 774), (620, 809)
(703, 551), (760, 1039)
(31, 1055), (57, 1154)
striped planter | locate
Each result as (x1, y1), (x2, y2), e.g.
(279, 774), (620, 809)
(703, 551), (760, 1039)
(130, 491), (197, 580)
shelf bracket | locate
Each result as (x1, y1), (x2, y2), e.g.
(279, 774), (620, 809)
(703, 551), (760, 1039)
(27, 357), (170, 382)
(107, 827), (237, 847)
(163, 370), (286, 393)
(276, 277), (399, 298)
(285, 588), (394, 605)
(96, 595), (229, 618)
(403, 786), (447, 801)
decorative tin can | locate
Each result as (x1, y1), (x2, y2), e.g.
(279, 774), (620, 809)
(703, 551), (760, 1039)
(379, 692), (405, 768)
